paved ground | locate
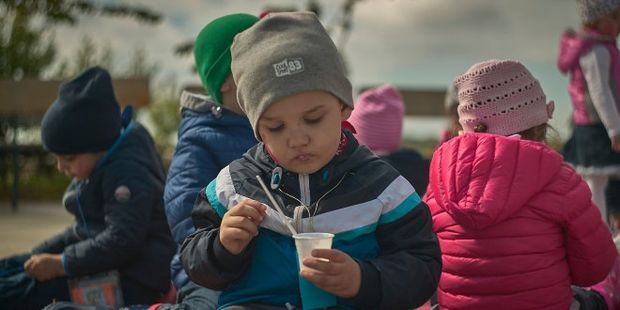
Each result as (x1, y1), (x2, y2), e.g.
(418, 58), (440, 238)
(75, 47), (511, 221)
(0, 201), (73, 257)
(0, 201), (441, 309)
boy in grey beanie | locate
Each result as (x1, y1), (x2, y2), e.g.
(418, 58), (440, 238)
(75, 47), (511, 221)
(232, 11), (353, 138)
(181, 11), (440, 309)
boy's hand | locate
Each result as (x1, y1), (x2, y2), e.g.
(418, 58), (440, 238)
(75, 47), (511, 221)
(612, 135), (620, 152)
(300, 249), (362, 298)
(24, 253), (66, 281)
(219, 199), (267, 255)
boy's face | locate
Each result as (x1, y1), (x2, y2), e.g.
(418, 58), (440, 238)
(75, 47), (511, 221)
(54, 153), (103, 181)
(258, 91), (351, 174)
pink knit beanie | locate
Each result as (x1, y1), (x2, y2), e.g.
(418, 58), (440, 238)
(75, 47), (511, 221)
(348, 84), (404, 154)
(454, 59), (554, 136)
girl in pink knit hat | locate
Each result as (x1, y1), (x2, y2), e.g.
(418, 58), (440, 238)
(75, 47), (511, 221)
(423, 59), (617, 310)
(347, 84), (429, 196)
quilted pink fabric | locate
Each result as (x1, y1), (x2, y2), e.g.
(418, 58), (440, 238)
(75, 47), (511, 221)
(424, 133), (617, 310)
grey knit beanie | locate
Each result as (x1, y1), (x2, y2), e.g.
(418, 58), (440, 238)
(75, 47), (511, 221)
(577, 0), (620, 23)
(231, 11), (353, 138)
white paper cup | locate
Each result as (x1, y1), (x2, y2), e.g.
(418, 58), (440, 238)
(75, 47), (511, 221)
(293, 232), (334, 272)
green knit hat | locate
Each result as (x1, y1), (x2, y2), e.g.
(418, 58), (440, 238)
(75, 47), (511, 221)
(194, 13), (259, 105)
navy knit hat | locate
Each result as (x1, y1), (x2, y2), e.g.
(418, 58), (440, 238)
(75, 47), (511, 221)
(41, 66), (121, 154)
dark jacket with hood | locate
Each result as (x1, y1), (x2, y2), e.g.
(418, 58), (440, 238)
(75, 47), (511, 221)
(181, 130), (441, 309)
(33, 123), (175, 299)
(164, 91), (256, 289)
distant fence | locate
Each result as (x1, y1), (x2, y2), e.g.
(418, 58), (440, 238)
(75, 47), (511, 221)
(0, 78), (150, 210)
(358, 86), (447, 117)
(0, 78), (150, 115)
(187, 84), (448, 117)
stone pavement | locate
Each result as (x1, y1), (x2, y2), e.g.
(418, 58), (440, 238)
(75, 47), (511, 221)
(0, 201), (72, 257)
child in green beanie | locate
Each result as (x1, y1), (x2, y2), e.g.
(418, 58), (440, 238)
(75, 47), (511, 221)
(160, 13), (259, 310)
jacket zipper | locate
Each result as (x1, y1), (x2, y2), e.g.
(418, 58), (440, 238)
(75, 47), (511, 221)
(299, 174), (311, 206)
(279, 173), (349, 232)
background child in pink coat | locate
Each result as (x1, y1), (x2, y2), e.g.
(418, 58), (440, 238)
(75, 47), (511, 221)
(557, 0), (620, 226)
(424, 59), (617, 310)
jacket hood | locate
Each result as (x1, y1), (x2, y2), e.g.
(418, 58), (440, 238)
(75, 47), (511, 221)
(180, 90), (217, 112)
(177, 91), (253, 137)
(556, 29), (613, 74)
(428, 133), (563, 229)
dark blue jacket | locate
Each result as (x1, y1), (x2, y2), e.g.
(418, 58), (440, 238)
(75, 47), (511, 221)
(382, 148), (429, 196)
(164, 91), (257, 289)
(32, 123), (175, 299)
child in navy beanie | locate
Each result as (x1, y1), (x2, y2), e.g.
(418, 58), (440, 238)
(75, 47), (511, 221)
(41, 66), (121, 154)
(0, 66), (175, 309)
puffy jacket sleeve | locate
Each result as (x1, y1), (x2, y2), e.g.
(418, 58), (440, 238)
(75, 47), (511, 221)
(62, 163), (161, 276)
(164, 126), (222, 246)
(32, 225), (80, 255)
(348, 188), (442, 309)
(560, 166), (617, 286)
(32, 184), (81, 254)
(180, 180), (256, 290)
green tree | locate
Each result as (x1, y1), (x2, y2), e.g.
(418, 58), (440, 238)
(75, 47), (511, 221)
(75, 35), (97, 72)
(49, 37), (115, 79)
(0, 0), (160, 79)
(125, 46), (158, 79)
(98, 41), (114, 73)
(0, 10), (55, 79)
(121, 45), (179, 150)
(145, 75), (181, 149)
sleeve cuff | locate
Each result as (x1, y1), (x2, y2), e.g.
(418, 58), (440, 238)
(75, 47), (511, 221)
(61, 254), (70, 276)
(212, 233), (255, 272)
(345, 260), (382, 308)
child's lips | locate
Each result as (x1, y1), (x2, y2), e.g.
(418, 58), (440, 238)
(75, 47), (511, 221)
(294, 153), (314, 161)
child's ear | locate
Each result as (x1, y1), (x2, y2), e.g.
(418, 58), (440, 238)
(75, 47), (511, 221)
(340, 104), (352, 121)
(220, 74), (235, 93)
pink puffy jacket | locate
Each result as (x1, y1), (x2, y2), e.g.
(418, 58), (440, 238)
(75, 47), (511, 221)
(424, 134), (617, 310)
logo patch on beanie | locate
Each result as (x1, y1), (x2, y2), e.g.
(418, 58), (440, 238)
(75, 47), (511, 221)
(114, 185), (131, 202)
(273, 58), (304, 77)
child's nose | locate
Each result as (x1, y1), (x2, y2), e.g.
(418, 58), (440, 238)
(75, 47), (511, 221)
(288, 128), (310, 148)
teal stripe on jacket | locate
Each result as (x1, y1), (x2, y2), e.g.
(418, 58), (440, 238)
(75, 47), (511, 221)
(379, 192), (421, 225)
(206, 180), (227, 218)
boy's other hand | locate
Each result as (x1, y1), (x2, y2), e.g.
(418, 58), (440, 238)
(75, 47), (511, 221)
(220, 199), (267, 255)
(612, 135), (620, 152)
(24, 253), (66, 281)
(300, 249), (362, 298)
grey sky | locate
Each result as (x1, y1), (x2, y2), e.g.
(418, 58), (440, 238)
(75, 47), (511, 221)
(52, 0), (582, 138)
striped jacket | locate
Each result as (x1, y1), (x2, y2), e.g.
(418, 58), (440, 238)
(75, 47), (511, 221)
(181, 130), (441, 309)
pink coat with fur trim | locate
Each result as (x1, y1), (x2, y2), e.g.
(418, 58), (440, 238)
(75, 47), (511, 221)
(424, 134), (617, 310)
